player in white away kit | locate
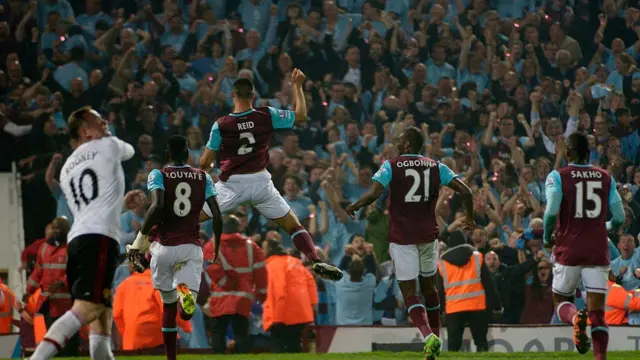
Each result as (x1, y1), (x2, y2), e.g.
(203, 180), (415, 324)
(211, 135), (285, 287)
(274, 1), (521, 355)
(31, 107), (135, 360)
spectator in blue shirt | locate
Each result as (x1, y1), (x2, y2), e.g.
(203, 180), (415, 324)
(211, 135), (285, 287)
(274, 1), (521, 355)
(610, 234), (640, 291)
(426, 43), (456, 85)
(238, 0), (273, 39)
(160, 14), (189, 53)
(37, 0), (74, 30)
(235, 18), (277, 69)
(75, 0), (111, 39)
(279, 174), (314, 248)
(53, 47), (89, 92)
(335, 254), (376, 325)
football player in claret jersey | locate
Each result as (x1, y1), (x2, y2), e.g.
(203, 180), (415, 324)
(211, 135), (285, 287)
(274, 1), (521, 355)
(544, 132), (625, 360)
(346, 126), (475, 360)
(126, 135), (222, 360)
(198, 69), (342, 281)
(31, 107), (135, 360)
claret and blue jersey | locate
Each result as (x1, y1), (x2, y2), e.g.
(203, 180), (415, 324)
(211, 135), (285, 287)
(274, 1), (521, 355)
(146, 165), (217, 246)
(205, 106), (296, 181)
(544, 163), (625, 266)
(205, 107), (296, 151)
(372, 154), (458, 188)
(147, 166), (217, 199)
(372, 154), (458, 246)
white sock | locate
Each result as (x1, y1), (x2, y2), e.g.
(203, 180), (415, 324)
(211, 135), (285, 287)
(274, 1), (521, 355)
(89, 334), (114, 360)
(31, 311), (82, 360)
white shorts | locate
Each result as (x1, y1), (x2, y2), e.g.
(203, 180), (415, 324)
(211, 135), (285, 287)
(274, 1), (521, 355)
(552, 263), (609, 296)
(389, 242), (439, 281)
(203, 171), (290, 219)
(149, 242), (203, 292)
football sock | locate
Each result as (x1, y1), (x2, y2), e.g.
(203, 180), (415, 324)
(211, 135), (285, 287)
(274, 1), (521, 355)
(163, 302), (179, 360)
(289, 225), (319, 261)
(89, 333), (115, 360)
(589, 310), (609, 360)
(423, 290), (441, 337)
(405, 295), (432, 339)
(556, 301), (578, 325)
(31, 310), (82, 360)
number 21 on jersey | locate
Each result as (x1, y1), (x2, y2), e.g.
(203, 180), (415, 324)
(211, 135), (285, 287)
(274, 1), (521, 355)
(574, 181), (602, 218)
(405, 168), (431, 203)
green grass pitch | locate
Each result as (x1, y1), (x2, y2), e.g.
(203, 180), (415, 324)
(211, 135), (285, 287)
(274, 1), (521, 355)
(49, 352), (639, 360)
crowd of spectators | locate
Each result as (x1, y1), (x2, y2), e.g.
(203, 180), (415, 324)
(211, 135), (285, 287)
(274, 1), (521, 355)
(3, 0), (640, 353)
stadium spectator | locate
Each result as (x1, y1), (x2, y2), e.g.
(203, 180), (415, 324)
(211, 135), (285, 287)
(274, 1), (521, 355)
(436, 231), (502, 352)
(0, 277), (15, 334)
(519, 258), (554, 325)
(335, 254), (376, 325)
(262, 239), (317, 353)
(113, 266), (192, 351)
(24, 217), (76, 355)
(205, 215), (267, 354)
(485, 248), (542, 324)
(611, 233), (640, 290)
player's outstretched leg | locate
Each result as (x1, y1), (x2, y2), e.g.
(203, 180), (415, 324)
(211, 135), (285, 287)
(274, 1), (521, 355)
(161, 299), (179, 360)
(273, 211), (343, 281)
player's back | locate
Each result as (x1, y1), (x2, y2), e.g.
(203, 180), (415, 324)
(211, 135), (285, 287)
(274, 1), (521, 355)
(554, 165), (612, 266)
(60, 136), (133, 242)
(387, 155), (442, 245)
(156, 166), (206, 247)
(212, 106), (296, 181)
(216, 107), (274, 180)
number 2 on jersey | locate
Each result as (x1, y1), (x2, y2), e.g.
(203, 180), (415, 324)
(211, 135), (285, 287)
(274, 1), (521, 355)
(574, 181), (602, 218)
(237, 132), (256, 155)
(405, 168), (431, 202)
(174, 182), (192, 217)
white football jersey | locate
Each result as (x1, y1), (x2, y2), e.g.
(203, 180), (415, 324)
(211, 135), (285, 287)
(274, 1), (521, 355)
(60, 136), (135, 242)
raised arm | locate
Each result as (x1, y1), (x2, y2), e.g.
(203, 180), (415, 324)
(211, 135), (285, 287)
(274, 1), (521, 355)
(291, 68), (307, 123)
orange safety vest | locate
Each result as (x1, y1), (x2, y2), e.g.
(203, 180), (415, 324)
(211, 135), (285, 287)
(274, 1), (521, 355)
(438, 251), (486, 314)
(603, 280), (640, 325)
(0, 282), (15, 334)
